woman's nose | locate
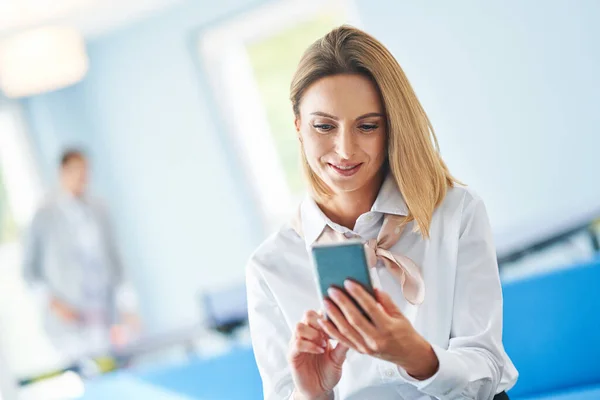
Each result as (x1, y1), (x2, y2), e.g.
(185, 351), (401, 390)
(335, 127), (356, 159)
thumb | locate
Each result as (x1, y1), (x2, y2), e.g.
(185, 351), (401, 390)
(330, 342), (349, 365)
(375, 288), (403, 317)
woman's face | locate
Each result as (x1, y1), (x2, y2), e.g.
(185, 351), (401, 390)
(296, 74), (387, 196)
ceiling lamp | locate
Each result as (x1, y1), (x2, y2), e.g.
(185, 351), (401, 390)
(0, 26), (89, 98)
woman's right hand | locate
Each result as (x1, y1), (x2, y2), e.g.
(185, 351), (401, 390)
(289, 310), (349, 400)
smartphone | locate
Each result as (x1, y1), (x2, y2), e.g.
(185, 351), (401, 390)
(311, 241), (375, 322)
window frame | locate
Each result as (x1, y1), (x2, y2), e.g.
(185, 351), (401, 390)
(198, 0), (362, 233)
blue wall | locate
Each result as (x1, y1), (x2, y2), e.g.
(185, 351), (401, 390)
(23, 85), (93, 185)
(22, 0), (270, 332)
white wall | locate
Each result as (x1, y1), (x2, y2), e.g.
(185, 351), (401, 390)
(21, 0), (600, 332)
(355, 0), (600, 253)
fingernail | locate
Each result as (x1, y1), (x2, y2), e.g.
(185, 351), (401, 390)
(344, 280), (356, 290)
(317, 347), (325, 353)
(321, 339), (327, 347)
(327, 288), (337, 298)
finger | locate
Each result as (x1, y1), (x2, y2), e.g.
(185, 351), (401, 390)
(303, 310), (328, 341)
(290, 338), (326, 357)
(322, 298), (369, 353)
(344, 280), (389, 327)
(295, 323), (327, 347)
(327, 288), (377, 341)
(374, 288), (404, 318)
(303, 310), (320, 325)
(326, 283), (379, 338)
(330, 342), (350, 365)
(318, 318), (356, 352)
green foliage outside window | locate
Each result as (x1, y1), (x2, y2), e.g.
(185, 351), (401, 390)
(245, 15), (344, 198)
(0, 165), (18, 244)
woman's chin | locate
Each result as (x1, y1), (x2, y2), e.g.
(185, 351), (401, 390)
(323, 175), (368, 194)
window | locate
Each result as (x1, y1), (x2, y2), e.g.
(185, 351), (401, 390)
(0, 103), (42, 242)
(0, 102), (60, 391)
(0, 164), (17, 245)
(200, 0), (360, 233)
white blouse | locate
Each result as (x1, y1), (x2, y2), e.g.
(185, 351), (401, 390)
(246, 176), (518, 399)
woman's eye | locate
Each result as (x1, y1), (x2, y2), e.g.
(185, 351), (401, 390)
(313, 124), (335, 132)
(359, 124), (379, 132)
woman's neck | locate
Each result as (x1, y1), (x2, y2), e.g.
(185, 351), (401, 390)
(317, 173), (384, 231)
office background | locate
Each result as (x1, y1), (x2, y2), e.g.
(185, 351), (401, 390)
(0, 0), (599, 399)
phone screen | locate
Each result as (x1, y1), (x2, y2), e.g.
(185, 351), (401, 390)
(311, 241), (375, 321)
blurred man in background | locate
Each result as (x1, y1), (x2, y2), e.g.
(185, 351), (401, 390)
(22, 149), (139, 361)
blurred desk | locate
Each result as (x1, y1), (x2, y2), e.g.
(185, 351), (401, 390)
(516, 385), (600, 400)
(68, 345), (261, 399)
(133, 345), (262, 400)
(80, 374), (193, 400)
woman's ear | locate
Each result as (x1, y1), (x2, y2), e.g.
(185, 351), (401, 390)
(295, 118), (302, 142)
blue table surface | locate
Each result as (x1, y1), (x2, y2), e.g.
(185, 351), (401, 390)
(81, 370), (600, 400)
(132, 346), (263, 400)
(79, 374), (195, 400)
(78, 346), (262, 400)
(513, 385), (600, 400)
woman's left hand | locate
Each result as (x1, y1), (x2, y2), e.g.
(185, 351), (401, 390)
(318, 280), (439, 380)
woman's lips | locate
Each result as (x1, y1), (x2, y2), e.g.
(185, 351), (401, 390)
(328, 163), (363, 177)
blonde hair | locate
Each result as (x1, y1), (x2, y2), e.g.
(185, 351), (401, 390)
(290, 25), (459, 238)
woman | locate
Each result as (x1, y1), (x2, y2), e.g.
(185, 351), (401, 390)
(246, 25), (518, 400)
